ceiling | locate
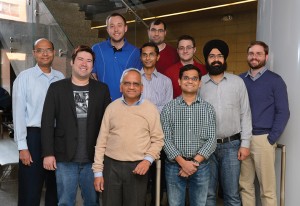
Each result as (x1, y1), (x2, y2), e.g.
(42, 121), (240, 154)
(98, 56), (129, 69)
(55, 0), (258, 29)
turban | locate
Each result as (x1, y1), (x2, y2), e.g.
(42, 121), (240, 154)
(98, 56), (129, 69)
(203, 39), (229, 60)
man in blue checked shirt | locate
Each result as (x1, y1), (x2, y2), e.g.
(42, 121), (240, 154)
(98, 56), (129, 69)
(161, 64), (217, 206)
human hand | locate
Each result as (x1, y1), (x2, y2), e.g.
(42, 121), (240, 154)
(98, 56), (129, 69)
(19, 149), (33, 166)
(178, 168), (190, 177)
(132, 160), (151, 175)
(94, 177), (104, 192)
(43, 156), (57, 170)
(238, 147), (250, 160)
(179, 160), (198, 176)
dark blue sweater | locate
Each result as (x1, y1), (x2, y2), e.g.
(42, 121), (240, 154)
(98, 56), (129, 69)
(240, 70), (290, 144)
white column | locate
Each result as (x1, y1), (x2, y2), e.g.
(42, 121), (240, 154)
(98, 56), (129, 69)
(257, 0), (300, 205)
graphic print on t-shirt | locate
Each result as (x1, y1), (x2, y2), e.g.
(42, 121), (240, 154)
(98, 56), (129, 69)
(73, 91), (89, 118)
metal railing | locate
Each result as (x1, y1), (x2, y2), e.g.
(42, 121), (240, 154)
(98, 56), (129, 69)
(277, 144), (286, 206)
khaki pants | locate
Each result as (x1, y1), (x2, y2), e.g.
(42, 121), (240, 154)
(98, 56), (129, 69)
(239, 134), (277, 206)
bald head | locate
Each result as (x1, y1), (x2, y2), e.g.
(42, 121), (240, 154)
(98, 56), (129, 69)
(33, 38), (54, 50)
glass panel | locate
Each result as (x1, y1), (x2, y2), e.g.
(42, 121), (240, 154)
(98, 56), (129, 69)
(0, 0), (73, 79)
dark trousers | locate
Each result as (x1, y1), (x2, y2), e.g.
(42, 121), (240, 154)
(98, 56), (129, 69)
(103, 156), (148, 206)
(18, 127), (57, 206)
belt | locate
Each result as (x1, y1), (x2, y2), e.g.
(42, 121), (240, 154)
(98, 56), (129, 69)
(217, 133), (241, 144)
(27, 127), (41, 132)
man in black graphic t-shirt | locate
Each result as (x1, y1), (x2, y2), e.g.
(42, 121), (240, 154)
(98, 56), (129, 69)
(41, 45), (111, 205)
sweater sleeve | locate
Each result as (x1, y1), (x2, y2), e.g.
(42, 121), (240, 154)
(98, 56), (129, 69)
(145, 105), (164, 160)
(92, 106), (111, 173)
(268, 77), (290, 144)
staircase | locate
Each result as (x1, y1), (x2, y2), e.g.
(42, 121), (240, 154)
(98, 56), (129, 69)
(43, 0), (101, 48)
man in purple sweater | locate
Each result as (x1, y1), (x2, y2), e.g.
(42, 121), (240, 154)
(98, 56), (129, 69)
(239, 41), (290, 206)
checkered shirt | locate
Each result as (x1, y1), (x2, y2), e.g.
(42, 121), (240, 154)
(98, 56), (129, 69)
(161, 95), (216, 161)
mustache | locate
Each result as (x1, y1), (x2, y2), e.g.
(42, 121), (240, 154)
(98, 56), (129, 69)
(211, 61), (223, 66)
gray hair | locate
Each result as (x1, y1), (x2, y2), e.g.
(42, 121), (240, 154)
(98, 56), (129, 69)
(120, 68), (142, 83)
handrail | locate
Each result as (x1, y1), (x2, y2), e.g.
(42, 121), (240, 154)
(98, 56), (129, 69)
(120, 0), (149, 28)
(277, 144), (286, 206)
(155, 159), (161, 206)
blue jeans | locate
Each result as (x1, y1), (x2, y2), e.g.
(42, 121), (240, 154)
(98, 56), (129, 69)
(206, 139), (241, 206)
(165, 159), (210, 206)
(56, 162), (99, 206)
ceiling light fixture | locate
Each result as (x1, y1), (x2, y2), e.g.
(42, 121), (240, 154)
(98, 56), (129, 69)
(91, 0), (256, 29)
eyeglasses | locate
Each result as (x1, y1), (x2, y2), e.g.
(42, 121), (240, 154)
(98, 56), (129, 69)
(34, 48), (54, 54)
(178, 46), (194, 51)
(208, 54), (224, 60)
(247, 52), (265, 58)
(182, 76), (199, 82)
(122, 81), (142, 87)
(150, 28), (165, 33)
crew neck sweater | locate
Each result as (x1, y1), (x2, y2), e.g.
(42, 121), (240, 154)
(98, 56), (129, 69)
(93, 99), (164, 172)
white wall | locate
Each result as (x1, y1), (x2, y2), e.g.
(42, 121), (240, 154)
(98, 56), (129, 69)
(257, 0), (300, 205)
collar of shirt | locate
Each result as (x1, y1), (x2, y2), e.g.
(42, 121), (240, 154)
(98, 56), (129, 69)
(34, 64), (59, 80)
(245, 66), (268, 81)
(121, 95), (144, 106)
(141, 68), (158, 79)
(203, 72), (228, 85)
(176, 95), (202, 106)
(107, 38), (127, 52)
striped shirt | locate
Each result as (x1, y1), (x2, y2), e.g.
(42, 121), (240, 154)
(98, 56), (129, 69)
(141, 68), (173, 112)
(161, 95), (216, 160)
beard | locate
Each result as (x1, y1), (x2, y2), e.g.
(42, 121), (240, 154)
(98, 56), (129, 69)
(247, 58), (266, 70)
(206, 61), (227, 75)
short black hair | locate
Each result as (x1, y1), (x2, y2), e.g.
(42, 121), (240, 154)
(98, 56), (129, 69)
(149, 19), (167, 30)
(106, 13), (127, 26)
(179, 64), (202, 79)
(177, 35), (196, 48)
(140, 42), (159, 55)
(71, 45), (95, 65)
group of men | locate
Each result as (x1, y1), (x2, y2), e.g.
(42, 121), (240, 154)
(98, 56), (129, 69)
(12, 12), (289, 206)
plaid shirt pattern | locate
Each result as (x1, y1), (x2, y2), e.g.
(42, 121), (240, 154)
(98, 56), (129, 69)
(161, 95), (217, 161)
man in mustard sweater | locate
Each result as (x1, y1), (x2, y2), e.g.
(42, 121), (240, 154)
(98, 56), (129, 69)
(93, 68), (164, 206)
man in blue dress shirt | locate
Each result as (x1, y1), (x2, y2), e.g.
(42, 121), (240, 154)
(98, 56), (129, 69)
(13, 38), (64, 206)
